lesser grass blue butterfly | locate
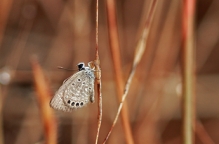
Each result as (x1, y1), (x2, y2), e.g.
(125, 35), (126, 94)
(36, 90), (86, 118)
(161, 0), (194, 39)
(50, 62), (95, 112)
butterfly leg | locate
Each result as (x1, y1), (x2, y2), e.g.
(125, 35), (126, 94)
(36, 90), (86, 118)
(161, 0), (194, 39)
(88, 61), (96, 70)
(90, 90), (95, 103)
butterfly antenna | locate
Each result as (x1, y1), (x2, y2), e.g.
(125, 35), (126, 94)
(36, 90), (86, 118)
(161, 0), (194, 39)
(57, 66), (77, 71)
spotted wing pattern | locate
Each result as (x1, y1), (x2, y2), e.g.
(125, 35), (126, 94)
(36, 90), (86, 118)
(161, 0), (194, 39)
(50, 68), (95, 112)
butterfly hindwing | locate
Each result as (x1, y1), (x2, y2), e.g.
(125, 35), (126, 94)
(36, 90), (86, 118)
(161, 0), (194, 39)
(50, 67), (95, 112)
(63, 70), (93, 108)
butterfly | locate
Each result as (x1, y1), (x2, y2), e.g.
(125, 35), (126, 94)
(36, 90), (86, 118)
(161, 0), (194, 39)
(50, 62), (95, 112)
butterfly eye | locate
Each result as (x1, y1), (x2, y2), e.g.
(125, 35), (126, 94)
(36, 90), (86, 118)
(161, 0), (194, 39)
(71, 102), (75, 106)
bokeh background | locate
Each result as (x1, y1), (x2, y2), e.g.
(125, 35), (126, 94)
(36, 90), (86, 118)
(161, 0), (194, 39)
(0, 0), (219, 143)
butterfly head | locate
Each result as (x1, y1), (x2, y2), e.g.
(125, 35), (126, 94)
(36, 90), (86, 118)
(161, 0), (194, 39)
(78, 62), (85, 71)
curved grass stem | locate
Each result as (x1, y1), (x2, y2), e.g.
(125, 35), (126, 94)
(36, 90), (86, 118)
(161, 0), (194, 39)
(106, 0), (134, 143)
(103, 0), (158, 143)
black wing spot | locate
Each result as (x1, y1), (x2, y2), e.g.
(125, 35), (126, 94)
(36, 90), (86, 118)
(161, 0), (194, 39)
(67, 100), (71, 104)
(76, 103), (79, 107)
(78, 78), (81, 82)
(72, 83), (75, 85)
(82, 82), (85, 85)
(80, 102), (83, 106)
(71, 102), (75, 106)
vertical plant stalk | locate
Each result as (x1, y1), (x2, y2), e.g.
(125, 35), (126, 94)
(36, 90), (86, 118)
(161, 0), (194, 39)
(31, 58), (57, 144)
(94, 0), (102, 143)
(103, 0), (158, 143)
(182, 0), (196, 144)
(106, 0), (134, 143)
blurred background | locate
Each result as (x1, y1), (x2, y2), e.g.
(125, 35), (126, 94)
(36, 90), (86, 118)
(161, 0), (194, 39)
(0, 0), (219, 143)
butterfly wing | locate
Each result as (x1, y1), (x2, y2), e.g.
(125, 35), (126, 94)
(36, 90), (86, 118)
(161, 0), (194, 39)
(50, 74), (76, 112)
(50, 70), (95, 112)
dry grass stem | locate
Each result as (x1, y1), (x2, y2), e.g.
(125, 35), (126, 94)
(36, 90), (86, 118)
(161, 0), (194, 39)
(94, 0), (102, 143)
(103, 0), (158, 143)
(182, 0), (196, 143)
(31, 58), (57, 144)
(94, 59), (102, 144)
(106, 0), (134, 143)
